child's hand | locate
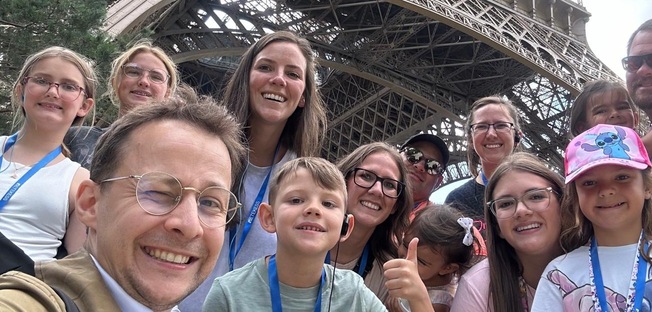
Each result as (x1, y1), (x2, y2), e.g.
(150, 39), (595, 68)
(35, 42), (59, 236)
(383, 237), (430, 307)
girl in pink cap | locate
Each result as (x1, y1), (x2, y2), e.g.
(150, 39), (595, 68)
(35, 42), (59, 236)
(532, 123), (652, 312)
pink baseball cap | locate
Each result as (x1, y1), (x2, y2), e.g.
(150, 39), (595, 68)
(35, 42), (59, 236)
(565, 124), (651, 183)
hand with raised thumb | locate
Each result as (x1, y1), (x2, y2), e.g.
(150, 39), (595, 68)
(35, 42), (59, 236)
(383, 238), (433, 311)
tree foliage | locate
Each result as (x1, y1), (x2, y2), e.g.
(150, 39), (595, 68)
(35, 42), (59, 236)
(0, 0), (148, 134)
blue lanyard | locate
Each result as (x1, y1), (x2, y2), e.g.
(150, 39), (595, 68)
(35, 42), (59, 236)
(228, 144), (280, 271)
(269, 254), (325, 312)
(324, 243), (370, 277)
(480, 171), (488, 185)
(0, 133), (61, 212)
(590, 236), (647, 312)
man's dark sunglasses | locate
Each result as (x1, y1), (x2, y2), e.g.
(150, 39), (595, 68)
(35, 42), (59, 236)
(622, 53), (652, 72)
(401, 147), (445, 176)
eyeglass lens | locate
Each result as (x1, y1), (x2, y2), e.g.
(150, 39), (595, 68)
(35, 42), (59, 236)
(123, 64), (169, 84)
(490, 188), (552, 219)
(24, 77), (83, 101)
(135, 172), (239, 227)
(352, 168), (402, 198)
(403, 147), (443, 175)
(622, 53), (652, 72)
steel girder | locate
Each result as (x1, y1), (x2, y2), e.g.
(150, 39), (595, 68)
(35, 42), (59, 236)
(110, 0), (618, 185)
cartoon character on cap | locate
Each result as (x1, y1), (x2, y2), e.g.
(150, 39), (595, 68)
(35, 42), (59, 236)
(531, 123), (652, 311)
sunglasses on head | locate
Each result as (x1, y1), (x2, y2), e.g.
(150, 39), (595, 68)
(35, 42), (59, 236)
(401, 146), (445, 176)
(622, 53), (652, 72)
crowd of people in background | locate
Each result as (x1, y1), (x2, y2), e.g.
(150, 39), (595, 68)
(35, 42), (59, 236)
(0, 17), (650, 312)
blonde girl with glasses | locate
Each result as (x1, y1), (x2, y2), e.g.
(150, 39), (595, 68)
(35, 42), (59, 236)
(532, 124), (652, 312)
(445, 96), (523, 239)
(65, 40), (178, 169)
(0, 46), (96, 262)
(451, 152), (576, 312)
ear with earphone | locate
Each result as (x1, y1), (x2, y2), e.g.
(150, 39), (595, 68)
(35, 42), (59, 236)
(340, 214), (351, 236)
(514, 132), (521, 144)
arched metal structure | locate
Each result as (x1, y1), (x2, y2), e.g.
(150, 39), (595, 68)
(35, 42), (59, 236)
(105, 0), (620, 185)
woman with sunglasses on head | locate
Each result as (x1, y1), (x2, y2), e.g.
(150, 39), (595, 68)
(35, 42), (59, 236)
(450, 152), (578, 312)
(0, 46), (96, 261)
(65, 40), (178, 169)
(445, 96), (523, 238)
(326, 142), (413, 307)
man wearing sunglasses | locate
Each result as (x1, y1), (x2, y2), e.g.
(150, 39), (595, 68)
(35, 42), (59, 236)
(624, 19), (652, 118)
(0, 88), (247, 311)
(399, 133), (450, 216)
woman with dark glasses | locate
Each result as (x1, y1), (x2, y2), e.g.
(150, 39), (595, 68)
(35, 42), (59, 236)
(328, 142), (413, 308)
(445, 96), (524, 239)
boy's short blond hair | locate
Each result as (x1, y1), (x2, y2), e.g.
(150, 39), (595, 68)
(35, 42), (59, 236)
(268, 157), (347, 207)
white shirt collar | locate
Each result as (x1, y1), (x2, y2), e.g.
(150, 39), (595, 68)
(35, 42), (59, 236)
(90, 254), (181, 312)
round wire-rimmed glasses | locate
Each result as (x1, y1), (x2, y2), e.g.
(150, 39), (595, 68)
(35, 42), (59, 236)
(22, 76), (85, 101)
(100, 171), (241, 228)
(487, 187), (557, 219)
(121, 64), (170, 84)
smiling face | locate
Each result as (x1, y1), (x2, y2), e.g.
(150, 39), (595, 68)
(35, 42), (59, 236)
(19, 57), (92, 129)
(574, 165), (651, 245)
(261, 167), (346, 257)
(116, 52), (170, 115)
(398, 232), (453, 287)
(80, 120), (231, 310)
(248, 41), (307, 127)
(346, 151), (400, 231)
(470, 103), (516, 168)
(581, 89), (638, 131)
(492, 170), (562, 259)
(402, 141), (444, 203)
(626, 30), (652, 112)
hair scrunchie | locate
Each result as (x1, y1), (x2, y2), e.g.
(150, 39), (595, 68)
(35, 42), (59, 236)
(457, 217), (474, 246)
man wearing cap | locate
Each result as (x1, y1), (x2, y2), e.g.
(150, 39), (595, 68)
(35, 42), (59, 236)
(399, 133), (449, 217)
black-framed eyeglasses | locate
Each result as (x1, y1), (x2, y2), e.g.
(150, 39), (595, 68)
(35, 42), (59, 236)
(470, 122), (515, 134)
(22, 77), (85, 101)
(622, 53), (652, 72)
(401, 146), (445, 176)
(100, 171), (241, 228)
(487, 187), (557, 219)
(351, 168), (404, 199)
(122, 64), (170, 84)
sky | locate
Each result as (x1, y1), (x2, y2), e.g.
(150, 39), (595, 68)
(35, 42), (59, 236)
(430, 0), (652, 204)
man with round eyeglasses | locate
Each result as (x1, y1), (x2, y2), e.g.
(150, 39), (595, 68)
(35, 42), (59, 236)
(0, 87), (247, 311)
(399, 133), (450, 217)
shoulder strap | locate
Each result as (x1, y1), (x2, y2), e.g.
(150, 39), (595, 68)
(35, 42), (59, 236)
(51, 287), (79, 312)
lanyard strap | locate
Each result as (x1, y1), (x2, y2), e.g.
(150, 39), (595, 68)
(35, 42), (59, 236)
(324, 243), (370, 277)
(269, 255), (324, 312)
(480, 171), (488, 185)
(228, 144), (280, 271)
(0, 134), (61, 212)
(590, 233), (647, 312)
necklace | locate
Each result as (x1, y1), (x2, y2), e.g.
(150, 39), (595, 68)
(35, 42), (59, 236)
(519, 276), (532, 312)
(11, 161), (29, 179)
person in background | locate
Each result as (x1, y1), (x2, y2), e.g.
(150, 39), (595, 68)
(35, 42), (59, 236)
(445, 96), (523, 238)
(64, 40), (178, 169)
(384, 204), (476, 312)
(568, 79), (639, 139)
(624, 19), (652, 159)
(399, 133), (449, 217)
(451, 152), (576, 312)
(182, 30), (328, 311)
(203, 157), (385, 311)
(0, 87), (246, 311)
(0, 46), (96, 261)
